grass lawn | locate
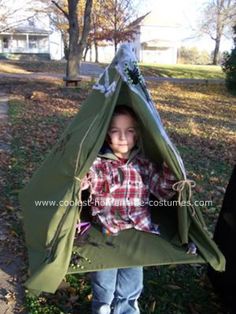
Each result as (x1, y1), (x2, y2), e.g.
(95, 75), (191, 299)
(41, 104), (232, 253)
(140, 64), (225, 79)
(1, 76), (235, 313)
(0, 59), (225, 79)
(0, 59), (66, 74)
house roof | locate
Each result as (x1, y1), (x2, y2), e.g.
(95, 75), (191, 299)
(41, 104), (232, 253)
(140, 10), (181, 28)
(1, 26), (50, 36)
(127, 12), (151, 29)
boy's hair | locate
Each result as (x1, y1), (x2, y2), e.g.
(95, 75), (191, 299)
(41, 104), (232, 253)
(112, 105), (138, 122)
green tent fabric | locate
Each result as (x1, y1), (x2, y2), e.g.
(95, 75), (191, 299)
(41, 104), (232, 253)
(19, 44), (225, 294)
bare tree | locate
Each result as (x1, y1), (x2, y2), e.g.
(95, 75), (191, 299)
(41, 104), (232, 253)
(52, 0), (93, 79)
(96, 0), (139, 53)
(38, 0), (141, 64)
(198, 0), (236, 65)
(83, 0), (135, 62)
(87, 0), (103, 62)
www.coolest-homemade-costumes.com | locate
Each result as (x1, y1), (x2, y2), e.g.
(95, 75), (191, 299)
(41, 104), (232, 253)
(19, 44), (225, 294)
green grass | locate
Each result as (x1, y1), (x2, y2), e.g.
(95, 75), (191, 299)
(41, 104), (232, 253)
(0, 59), (225, 79)
(0, 59), (66, 74)
(140, 265), (223, 314)
(140, 63), (225, 79)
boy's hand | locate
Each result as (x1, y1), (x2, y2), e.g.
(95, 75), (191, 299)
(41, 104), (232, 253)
(80, 177), (90, 190)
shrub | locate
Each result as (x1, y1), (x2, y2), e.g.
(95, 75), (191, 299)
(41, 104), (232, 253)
(222, 49), (236, 92)
(178, 46), (211, 65)
(222, 26), (236, 93)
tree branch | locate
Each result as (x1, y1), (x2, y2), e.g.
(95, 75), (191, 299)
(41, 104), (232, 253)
(0, 13), (38, 32)
(79, 0), (93, 46)
(51, 0), (69, 20)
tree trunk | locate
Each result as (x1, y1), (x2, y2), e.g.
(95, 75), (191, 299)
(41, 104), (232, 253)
(114, 37), (118, 54)
(83, 43), (90, 61)
(66, 25), (79, 80)
(213, 37), (221, 65)
(66, 0), (93, 78)
(61, 31), (69, 60)
(66, 53), (79, 78)
(77, 0), (93, 72)
(66, 0), (79, 79)
(94, 40), (99, 63)
(76, 48), (84, 74)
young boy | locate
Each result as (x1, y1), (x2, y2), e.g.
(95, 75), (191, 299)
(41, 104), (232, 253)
(82, 105), (176, 314)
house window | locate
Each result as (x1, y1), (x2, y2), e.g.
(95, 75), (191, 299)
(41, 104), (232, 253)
(3, 37), (9, 49)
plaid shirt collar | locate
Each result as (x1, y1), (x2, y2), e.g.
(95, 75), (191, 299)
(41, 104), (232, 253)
(98, 145), (141, 164)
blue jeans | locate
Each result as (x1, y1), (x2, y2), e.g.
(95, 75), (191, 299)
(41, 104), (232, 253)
(90, 267), (143, 314)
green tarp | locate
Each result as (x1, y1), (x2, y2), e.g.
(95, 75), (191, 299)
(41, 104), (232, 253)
(19, 44), (225, 294)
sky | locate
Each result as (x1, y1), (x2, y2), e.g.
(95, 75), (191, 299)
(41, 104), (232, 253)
(135, 0), (234, 52)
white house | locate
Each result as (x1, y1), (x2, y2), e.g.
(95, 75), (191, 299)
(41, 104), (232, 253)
(134, 12), (180, 64)
(86, 11), (181, 64)
(0, 16), (64, 60)
(0, 10), (180, 63)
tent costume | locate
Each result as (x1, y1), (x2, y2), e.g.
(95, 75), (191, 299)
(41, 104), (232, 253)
(19, 44), (225, 294)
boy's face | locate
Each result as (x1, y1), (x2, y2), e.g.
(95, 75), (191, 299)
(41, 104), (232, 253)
(108, 114), (137, 159)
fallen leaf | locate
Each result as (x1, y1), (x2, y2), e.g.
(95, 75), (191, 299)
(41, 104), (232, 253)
(165, 284), (182, 290)
(4, 291), (16, 304)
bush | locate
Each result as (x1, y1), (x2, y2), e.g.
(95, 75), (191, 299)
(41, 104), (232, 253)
(178, 46), (211, 65)
(222, 26), (236, 93)
(222, 49), (236, 92)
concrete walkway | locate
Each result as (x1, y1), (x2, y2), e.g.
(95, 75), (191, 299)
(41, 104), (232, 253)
(0, 93), (25, 314)
(80, 61), (104, 76)
(0, 93), (10, 153)
(0, 93), (13, 314)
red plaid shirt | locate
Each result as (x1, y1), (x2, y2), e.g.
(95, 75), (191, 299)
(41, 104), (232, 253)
(82, 149), (177, 235)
